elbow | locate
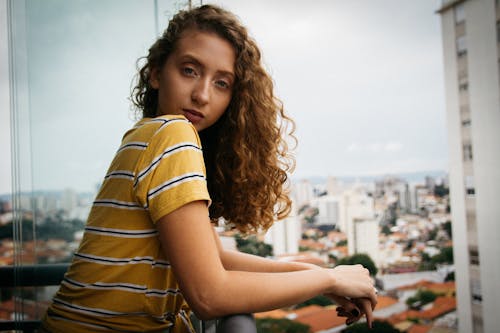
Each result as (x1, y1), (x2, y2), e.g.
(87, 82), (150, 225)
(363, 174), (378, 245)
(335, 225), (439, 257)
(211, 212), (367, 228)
(184, 286), (226, 320)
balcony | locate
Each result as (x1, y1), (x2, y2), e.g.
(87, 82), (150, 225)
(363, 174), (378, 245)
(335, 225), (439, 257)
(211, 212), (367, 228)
(0, 264), (256, 333)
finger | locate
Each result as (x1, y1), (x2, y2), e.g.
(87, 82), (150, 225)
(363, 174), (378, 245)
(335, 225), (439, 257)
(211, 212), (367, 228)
(358, 298), (374, 329)
(328, 295), (350, 307)
(366, 287), (378, 310)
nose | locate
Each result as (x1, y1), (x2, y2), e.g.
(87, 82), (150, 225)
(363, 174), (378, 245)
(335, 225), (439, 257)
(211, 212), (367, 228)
(191, 78), (210, 106)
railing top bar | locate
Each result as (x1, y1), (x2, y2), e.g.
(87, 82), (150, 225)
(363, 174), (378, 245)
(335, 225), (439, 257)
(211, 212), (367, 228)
(0, 263), (70, 287)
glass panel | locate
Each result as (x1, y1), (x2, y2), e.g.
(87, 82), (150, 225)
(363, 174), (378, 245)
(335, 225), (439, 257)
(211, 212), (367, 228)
(6, 0), (191, 325)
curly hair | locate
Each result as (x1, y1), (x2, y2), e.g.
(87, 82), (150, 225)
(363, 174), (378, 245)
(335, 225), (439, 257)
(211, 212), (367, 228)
(131, 4), (295, 234)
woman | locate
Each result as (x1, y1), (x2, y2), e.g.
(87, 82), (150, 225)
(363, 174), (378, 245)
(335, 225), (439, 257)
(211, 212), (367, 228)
(42, 4), (376, 332)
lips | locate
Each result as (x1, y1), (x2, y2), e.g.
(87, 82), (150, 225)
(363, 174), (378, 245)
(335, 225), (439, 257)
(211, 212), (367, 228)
(182, 109), (204, 124)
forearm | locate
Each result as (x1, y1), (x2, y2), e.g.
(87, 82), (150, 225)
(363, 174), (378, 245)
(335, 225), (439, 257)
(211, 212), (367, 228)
(220, 249), (318, 273)
(191, 267), (333, 319)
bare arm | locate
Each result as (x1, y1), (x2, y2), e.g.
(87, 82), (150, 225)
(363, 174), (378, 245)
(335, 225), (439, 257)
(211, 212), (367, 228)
(157, 201), (376, 320)
(211, 228), (318, 273)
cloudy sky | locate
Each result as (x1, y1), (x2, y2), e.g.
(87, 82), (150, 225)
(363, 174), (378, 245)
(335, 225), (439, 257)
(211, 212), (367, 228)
(0, 0), (447, 194)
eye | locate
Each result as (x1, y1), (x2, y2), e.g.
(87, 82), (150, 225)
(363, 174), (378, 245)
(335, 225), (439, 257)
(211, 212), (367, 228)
(181, 66), (197, 77)
(214, 79), (230, 89)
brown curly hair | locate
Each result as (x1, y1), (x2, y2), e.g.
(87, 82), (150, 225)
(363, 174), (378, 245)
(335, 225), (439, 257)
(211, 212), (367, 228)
(131, 4), (295, 233)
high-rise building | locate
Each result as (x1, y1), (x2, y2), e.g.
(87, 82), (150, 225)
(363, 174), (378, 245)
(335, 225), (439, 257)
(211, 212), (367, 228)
(291, 179), (314, 209)
(310, 195), (339, 226)
(437, 1), (500, 332)
(338, 186), (375, 255)
(352, 218), (380, 266)
(265, 202), (300, 256)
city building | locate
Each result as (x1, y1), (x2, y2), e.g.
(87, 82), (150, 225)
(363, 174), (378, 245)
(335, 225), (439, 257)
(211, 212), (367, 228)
(310, 195), (340, 226)
(352, 218), (380, 265)
(437, 1), (500, 332)
(291, 179), (314, 209)
(265, 205), (300, 256)
(338, 186), (376, 255)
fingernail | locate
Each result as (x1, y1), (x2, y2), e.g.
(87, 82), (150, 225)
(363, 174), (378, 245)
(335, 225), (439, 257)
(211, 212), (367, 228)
(350, 309), (359, 317)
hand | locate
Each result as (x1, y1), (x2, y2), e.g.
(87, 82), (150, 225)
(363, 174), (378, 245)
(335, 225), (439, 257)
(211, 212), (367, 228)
(327, 264), (377, 309)
(328, 295), (374, 328)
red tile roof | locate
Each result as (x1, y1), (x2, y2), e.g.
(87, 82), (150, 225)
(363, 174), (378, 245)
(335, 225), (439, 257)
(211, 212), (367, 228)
(397, 280), (455, 294)
(376, 295), (398, 310)
(293, 306), (346, 332)
(408, 324), (433, 333)
(387, 296), (456, 324)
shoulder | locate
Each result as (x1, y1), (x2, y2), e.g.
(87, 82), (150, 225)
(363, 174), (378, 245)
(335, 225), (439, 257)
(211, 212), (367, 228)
(133, 115), (201, 147)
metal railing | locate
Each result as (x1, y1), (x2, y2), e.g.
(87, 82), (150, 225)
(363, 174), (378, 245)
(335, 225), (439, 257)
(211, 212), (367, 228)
(0, 264), (256, 333)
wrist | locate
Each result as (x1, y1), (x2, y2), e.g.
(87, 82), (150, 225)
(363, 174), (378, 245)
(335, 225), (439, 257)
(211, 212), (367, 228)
(291, 261), (321, 271)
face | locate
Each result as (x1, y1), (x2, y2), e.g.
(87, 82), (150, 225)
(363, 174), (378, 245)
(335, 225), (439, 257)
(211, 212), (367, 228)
(150, 29), (236, 132)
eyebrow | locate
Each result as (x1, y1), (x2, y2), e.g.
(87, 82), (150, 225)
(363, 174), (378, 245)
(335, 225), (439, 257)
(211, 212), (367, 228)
(179, 54), (235, 79)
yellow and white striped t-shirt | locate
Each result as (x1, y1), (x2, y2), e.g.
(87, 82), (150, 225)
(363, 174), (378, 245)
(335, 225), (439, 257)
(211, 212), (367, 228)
(43, 115), (211, 333)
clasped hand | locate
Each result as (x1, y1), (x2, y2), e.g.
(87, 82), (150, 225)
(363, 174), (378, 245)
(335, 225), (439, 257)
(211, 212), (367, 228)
(326, 264), (377, 328)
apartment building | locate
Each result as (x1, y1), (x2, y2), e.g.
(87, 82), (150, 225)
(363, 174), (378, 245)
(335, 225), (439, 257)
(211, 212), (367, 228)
(437, 1), (500, 332)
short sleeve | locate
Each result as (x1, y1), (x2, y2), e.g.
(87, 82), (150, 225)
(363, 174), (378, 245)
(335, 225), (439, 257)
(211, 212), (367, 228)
(134, 118), (211, 223)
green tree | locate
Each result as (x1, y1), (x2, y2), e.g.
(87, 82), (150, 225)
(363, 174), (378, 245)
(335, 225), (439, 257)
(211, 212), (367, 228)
(295, 295), (334, 309)
(303, 207), (319, 225)
(337, 253), (378, 276)
(381, 225), (392, 236)
(256, 318), (310, 333)
(336, 239), (348, 247)
(445, 271), (455, 282)
(341, 320), (401, 333)
(442, 221), (452, 239)
(37, 218), (85, 241)
(406, 289), (438, 309)
(235, 235), (273, 257)
(434, 184), (449, 198)
(431, 246), (454, 265)
(0, 219), (36, 241)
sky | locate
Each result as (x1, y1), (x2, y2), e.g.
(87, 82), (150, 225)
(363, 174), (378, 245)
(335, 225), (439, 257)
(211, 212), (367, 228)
(0, 0), (447, 194)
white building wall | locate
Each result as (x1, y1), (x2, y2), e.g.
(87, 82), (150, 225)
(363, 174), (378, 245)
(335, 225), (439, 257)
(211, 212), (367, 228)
(339, 188), (375, 255)
(265, 205), (300, 256)
(292, 180), (314, 209)
(440, 1), (500, 332)
(466, 2), (500, 332)
(310, 195), (339, 226)
(353, 219), (379, 265)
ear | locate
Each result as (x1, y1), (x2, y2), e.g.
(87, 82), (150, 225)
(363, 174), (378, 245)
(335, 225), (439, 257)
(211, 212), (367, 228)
(150, 67), (160, 89)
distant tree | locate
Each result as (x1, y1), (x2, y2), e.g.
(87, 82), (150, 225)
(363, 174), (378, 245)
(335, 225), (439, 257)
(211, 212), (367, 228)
(431, 246), (454, 265)
(295, 295), (334, 309)
(434, 184), (449, 198)
(328, 253), (338, 263)
(406, 289), (438, 309)
(381, 225), (392, 236)
(37, 218), (85, 242)
(256, 318), (310, 333)
(337, 253), (378, 276)
(0, 219), (35, 241)
(303, 207), (319, 225)
(298, 204), (310, 215)
(341, 320), (401, 333)
(443, 221), (452, 239)
(426, 228), (438, 242)
(336, 239), (347, 247)
(235, 234), (273, 257)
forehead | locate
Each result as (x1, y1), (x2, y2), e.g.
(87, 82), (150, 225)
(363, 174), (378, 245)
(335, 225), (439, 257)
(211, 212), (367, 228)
(173, 29), (235, 74)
